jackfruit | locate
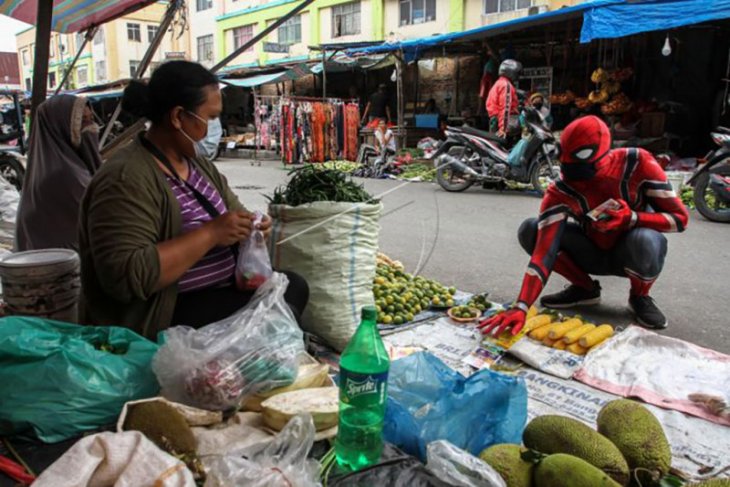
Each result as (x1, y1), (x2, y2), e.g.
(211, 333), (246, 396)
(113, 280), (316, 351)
(523, 415), (629, 485)
(597, 399), (672, 484)
(261, 387), (338, 431)
(478, 443), (534, 487)
(123, 400), (196, 455)
(534, 454), (621, 487)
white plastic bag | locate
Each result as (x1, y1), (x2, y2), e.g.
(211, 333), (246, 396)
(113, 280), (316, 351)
(426, 440), (507, 487)
(204, 414), (321, 487)
(153, 272), (305, 411)
(235, 211), (273, 291)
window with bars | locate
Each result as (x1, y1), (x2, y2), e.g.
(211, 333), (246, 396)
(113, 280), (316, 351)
(485, 0), (531, 14)
(130, 60), (141, 78)
(332, 2), (361, 37)
(197, 35), (214, 62)
(95, 61), (106, 82)
(22, 50), (29, 66)
(196, 0), (212, 11)
(127, 23), (141, 42)
(278, 15), (302, 45)
(76, 66), (88, 86)
(399, 0), (436, 26)
(76, 33), (84, 48)
(147, 25), (159, 43)
(233, 25), (254, 52)
(94, 28), (104, 45)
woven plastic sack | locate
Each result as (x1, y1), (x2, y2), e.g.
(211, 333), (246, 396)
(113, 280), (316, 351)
(0, 316), (160, 442)
(269, 202), (381, 351)
(153, 272), (305, 411)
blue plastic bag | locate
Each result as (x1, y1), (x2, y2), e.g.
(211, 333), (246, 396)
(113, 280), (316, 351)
(0, 317), (160, 442)
(507, 138), (529, 167)
(383, 352), (527, 461)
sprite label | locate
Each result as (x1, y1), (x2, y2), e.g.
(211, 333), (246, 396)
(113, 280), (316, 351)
(339, 369), (388, 406)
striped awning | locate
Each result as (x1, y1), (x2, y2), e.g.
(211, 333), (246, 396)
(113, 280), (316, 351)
(0, 0), (158, 33)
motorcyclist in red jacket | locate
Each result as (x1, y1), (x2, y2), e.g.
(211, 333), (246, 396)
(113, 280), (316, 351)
(480, 115), (689, 334)
(486, 60), (521, 137)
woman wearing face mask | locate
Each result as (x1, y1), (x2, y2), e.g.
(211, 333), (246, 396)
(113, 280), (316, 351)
(16, 95), (102, 251)
(78, 61), (308, 339)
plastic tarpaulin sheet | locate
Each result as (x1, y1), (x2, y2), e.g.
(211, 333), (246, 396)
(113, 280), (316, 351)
(580, 0), (730, 43)
(0, 0), (157, 33)
(222, 64), (313, 88)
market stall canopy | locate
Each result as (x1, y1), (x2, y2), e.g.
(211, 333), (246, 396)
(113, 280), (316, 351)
(310, 53), (393, 74)
(345, 0), (730, 60)
(0, 0), (158, 33)
(221, 64), (312, 88)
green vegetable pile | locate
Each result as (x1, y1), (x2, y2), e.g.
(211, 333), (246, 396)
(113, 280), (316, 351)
(396, 163), (436, 182)
(268, 165), (377, 206)
(680, 185), (695, 209)
(313, 160), (360, 173)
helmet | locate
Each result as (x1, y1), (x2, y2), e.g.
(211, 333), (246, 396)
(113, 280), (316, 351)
(498, 59), (522, 81)
(558, 115), (612, 181)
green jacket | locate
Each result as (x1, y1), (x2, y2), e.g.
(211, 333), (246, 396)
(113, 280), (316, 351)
(79, 135), (243, 339)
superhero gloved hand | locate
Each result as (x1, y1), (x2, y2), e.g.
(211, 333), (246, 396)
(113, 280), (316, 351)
(593, 199), (636, 233)
(478, 307), (526, 336)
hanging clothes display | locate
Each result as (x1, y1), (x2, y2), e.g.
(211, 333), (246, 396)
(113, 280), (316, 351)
(255, 95), (360, 164)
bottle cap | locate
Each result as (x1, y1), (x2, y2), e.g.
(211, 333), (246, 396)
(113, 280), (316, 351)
(361, 305), (377, 321)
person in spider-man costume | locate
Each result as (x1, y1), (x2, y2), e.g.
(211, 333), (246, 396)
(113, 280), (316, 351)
(480, 115), (689, 334)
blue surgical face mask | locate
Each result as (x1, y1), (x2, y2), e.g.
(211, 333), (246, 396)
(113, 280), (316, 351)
(179, 110), (209, 158)
(193, 118), (223, 160)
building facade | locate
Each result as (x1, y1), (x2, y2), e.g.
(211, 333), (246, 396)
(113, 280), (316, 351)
(212, 0), (567, 70)
(16, 2), (189, 91)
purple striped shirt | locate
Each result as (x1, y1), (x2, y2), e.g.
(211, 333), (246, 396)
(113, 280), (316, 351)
(167, 165), (235, 293)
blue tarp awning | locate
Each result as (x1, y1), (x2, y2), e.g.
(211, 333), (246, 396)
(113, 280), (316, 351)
(581, 0), (730, 43)
(221, 64), (313, 88)
(344, 0), (730, 61)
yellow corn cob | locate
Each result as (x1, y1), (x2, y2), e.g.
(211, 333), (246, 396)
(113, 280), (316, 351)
(526, 305), (539, 320)
(553, 340), (567, 350)
(547, 318), (583, 340)
(542, 336), (558, 347)
(579, 324), (614, 348)
(562, 324), (596, 344)
(567, 342), (588, 355)
(524, 314), (552, 332)
(588, 336), (610, 350)
(530, 324), (552, 341)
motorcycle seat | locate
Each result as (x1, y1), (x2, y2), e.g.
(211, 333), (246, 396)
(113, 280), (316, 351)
(458, 126), (507, 145)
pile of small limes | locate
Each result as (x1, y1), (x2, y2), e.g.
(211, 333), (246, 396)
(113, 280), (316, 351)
(466, 294), (492, 312)
(450, 306), (479, 319)
(373, 263), (456, 325)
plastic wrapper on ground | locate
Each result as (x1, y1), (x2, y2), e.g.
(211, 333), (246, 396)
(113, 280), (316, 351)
(426, 440), (507, 487)
(153, 272), (305, 411)
(203, 414), (321, 487)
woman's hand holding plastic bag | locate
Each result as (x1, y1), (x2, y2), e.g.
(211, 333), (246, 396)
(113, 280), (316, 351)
(235, 211), (273, 291)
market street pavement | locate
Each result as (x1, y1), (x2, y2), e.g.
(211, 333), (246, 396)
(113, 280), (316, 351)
(216, 158), (729, 354)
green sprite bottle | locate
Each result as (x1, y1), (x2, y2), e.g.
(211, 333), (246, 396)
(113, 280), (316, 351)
(335, 305), (390, 471)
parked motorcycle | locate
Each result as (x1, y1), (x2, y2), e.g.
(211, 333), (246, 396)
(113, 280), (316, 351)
(687, 127), (730, 222)
(0, 94), (27, 191)
(433, 107), (559, 195)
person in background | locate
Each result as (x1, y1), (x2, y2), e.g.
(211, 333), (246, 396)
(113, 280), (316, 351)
(527, 92), (553, 129)
(422, 98), (441, 116)
(479, 116), (689, 334)
(486, 59), (522, 137)
(361, 83), (391, 126)
(16, 95), (102, 251)
(374, 119), (396, 157)
(79, 61), (308, 339)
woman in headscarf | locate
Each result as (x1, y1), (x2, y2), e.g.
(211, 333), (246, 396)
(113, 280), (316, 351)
(16, 95), (102, 251)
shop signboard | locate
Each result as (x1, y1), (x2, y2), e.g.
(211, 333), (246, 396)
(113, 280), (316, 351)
(521, 66), (553, 105)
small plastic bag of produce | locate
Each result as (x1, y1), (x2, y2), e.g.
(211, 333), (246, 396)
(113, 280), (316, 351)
(426, 440), (507, 487)
(384, 352), (527, 461)
(153, 272), (304, 411)
(204, 414), (321, 487)
(235, 211), (273, 291)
